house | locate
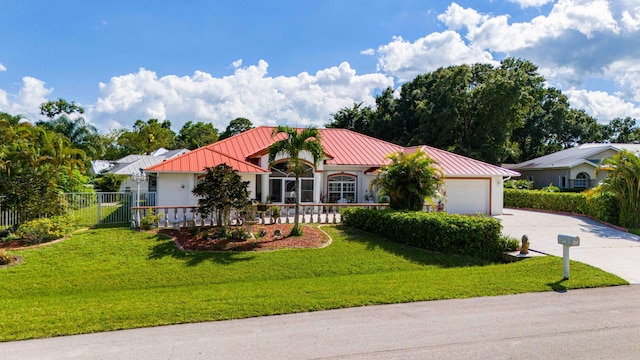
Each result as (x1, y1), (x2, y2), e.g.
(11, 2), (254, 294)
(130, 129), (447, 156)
(100, 149), (190, 193)
(510, 143), (640, 190)
(144, 127), (519, 215)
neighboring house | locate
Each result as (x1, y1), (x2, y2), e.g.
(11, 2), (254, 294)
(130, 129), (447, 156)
(510, 143), (640, 190)
(145, 127), (518, 215)
(99, 149), (190, 193)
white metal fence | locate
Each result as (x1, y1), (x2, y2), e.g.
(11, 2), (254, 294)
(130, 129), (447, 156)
(0, 192), (156, 229)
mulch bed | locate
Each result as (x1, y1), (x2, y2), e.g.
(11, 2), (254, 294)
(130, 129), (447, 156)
(156, 223), (330, 252)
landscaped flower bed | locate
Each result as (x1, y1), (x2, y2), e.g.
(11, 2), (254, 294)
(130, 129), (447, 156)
(157, 224), (329, 251)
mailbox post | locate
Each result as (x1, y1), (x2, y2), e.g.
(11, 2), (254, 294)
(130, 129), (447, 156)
(558, 234), (580, 279)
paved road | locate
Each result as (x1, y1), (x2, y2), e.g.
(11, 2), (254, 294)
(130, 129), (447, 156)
(496, 209), (640, 284)
(2, 286), (639, 359)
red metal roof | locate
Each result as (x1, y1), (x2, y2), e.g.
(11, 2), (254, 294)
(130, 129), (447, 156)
(145, 126), (519, 177)
(406, 145), (521, 177)
(145, 146), (267, 173)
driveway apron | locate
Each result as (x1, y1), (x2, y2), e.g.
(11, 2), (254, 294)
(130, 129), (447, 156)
(495, 209), (640, 284)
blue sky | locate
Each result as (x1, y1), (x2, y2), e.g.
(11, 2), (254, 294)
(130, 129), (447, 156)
(1, 0), (639, 132)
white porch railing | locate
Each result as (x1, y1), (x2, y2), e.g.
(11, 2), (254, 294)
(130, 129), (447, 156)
(130, 203), (390, 229)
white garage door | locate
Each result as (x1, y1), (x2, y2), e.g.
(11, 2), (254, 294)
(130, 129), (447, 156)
(445, 179), (490, 215)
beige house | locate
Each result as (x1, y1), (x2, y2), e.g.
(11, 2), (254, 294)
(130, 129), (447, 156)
(510, 143), (640, 189)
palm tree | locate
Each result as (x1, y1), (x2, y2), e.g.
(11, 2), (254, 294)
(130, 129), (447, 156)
(598, 150), (640, 227)
(268, 126), (323, 236)
(372, 148), (444, 211)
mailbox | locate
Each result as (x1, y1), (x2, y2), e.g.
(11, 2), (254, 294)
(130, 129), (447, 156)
(558, 234), (580, 246)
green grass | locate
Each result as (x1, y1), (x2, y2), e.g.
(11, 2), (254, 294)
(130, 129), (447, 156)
(629, 228), (640, 236)
(0, 225), (627, 342)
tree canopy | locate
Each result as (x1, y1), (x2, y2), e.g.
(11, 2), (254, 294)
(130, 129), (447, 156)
(219, 117), (253, 140)
(326, 58), (628, 165)
(175, 121), (219, 149)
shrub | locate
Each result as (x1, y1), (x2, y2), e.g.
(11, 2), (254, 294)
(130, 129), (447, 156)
(504, 179), (532, 190)
(541, 184), (561, 192)
(499, 235), (520, 252)
(342, 208), (504, 261)
(15, 215), (74, 245)
(0, 249), (13, 265)
(504, 189), (620, 226)
(140, 209), (163, 230)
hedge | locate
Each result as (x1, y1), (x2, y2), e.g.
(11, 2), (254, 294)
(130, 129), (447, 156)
(504, 189), (619, 226)
(341, 208), (504, 261)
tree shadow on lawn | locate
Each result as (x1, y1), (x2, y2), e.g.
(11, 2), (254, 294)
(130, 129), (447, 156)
(335, 225), (491, 268)
(147, 234), (255, 266)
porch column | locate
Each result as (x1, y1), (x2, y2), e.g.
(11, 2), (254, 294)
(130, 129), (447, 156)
(261, 174), (270, 203)
(314, 171), (323, 203)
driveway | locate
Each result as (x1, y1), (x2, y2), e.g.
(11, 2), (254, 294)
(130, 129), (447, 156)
(495, 208), (640, 284)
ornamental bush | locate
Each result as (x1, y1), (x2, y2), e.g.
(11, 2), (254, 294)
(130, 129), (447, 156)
(503, 189), (620, 226)
(14, 215), (75, 245)
(341, 208), (504, 261)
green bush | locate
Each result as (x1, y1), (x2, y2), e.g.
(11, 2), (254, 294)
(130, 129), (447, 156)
(15, 215), (75, 245)
(541, 184), (560, 192)
(140, 209), (163, 230)
(504, 189), (620, 226)
(499, 235), (520, 251)
(504, 179), (533, 190)
(342, 208), (504, 261)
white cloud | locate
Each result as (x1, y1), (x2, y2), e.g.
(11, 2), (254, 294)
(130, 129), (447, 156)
(0, 76), (52, 121)
(91, 60), (394, 131)
(372, 32), (496, 81)
(565, 88), (640, 122)
(507, 0), (555, 8)
(0, 64), (6, 72)
(437, 3), (486, 31)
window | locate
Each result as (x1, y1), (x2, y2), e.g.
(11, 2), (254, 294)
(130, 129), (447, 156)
(575, 172), (589, 188)
(327, 175), (356, 203)
(268, 162), (314, 203)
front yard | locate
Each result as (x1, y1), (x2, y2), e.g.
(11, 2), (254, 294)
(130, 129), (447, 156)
(0, 224), (627, 342)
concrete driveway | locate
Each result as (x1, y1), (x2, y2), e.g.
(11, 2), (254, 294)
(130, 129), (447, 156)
(495, 208), (640, 284)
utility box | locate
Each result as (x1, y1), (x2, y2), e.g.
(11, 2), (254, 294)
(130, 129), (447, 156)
(558, 234), (580, 246)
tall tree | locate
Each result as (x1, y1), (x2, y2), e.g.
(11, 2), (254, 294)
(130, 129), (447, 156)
(39, 98), (84, 119)
(219, 117), (253, 140)
(175, 121), (219, 149)
(117, 119), (176, 154)
(268, 126), (323, 236)
(36, 115), (99, 159)
(326, 103), (374, 135)
(371, 148), (443, 211)
(605, 117), (639, 143)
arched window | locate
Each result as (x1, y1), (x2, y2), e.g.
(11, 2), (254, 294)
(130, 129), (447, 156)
(327, 174), (356, 203)
(575, 172), (589, 188)
(268, 162), (314, 203)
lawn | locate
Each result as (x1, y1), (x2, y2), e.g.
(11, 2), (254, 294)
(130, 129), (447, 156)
(0, 224), (628, 342)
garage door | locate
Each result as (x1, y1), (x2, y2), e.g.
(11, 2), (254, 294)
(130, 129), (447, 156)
(444, 179), (490, 215)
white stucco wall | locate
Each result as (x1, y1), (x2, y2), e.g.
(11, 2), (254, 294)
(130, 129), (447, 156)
(155, 172), (257, 207)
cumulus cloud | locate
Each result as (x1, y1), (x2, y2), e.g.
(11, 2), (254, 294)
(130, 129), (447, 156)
(91, 60), (394, 131)
(372, 32), (496, 81)
(0, 76), (52, 121)
(565, 88), (640, 122)
(0, 64), (6, 72)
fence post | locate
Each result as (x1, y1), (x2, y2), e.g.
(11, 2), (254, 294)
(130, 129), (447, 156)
(97, 193), (102, 225)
